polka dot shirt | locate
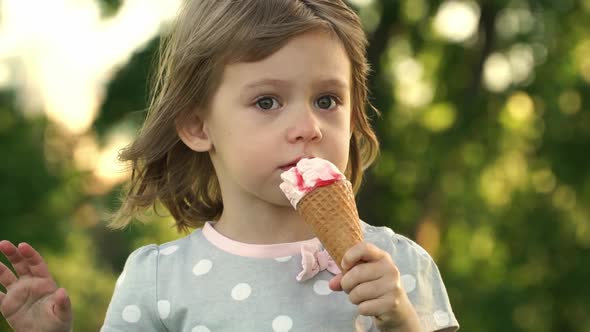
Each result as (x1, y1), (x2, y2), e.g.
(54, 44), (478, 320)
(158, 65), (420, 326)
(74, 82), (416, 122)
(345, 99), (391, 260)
(100, 221), (459, 331)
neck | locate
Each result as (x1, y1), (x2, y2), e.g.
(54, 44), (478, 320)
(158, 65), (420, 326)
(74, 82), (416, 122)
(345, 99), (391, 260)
(213, 199), (315, 245)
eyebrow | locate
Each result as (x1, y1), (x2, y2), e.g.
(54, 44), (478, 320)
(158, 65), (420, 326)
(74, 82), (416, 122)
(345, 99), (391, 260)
(242, 78), (349, 91)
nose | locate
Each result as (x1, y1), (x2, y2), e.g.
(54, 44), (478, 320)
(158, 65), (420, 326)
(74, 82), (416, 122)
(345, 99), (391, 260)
(286, 108), (323, 143)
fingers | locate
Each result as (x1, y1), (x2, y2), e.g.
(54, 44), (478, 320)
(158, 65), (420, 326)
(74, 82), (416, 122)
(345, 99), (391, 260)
(0, 241), (31, 277)
(333, 243), (394, 293)
(358, 292), (418, 329)
(17, 243), (51, 278)
(341, 242), (386, 272)
(356, 298), (392, 318)
(347, 278), (394, 305)
(50, 288), (73, 323)
(0, 261), (17, 290)
(328, 274), (343, 291)
(340, 262), (382, 293)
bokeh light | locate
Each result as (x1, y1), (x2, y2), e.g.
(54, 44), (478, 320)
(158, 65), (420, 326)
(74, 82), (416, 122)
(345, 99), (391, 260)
(433, 1), (480, 43)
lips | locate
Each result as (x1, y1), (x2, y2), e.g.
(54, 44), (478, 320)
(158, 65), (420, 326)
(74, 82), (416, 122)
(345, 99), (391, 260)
(280, 161), (300, 171)
(279, 157), (312, 170)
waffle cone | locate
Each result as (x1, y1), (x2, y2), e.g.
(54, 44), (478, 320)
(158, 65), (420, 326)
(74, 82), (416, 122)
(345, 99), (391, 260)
(296, 180), (363, 271)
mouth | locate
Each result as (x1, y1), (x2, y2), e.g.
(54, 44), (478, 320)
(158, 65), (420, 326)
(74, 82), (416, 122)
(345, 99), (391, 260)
(279, 164), (297, 171)
(279, 156), (313, 171)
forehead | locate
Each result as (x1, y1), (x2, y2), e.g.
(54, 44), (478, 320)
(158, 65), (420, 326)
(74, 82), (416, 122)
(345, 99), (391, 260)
(221, 30), (352, 91)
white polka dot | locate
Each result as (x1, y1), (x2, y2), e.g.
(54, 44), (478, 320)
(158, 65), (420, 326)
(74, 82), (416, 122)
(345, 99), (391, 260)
(160, 245), (179, 255)
(116, 270), (126, 288)
(401, 274), (416, 293)
(313, 280), (332, 295)
(157, 300), (170, 319)
(122, 305), (141, 323)
(192, 259), (213, 276)
(275, 256), (292, 262)
(231, 283), (252, 301)
(272, 315), (293, 331)
(191, 326), (211, 332)
(433, 310), (450, 326)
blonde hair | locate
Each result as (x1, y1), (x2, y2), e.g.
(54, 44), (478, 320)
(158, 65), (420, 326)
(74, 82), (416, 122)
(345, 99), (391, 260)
(110, 0), (380, 233)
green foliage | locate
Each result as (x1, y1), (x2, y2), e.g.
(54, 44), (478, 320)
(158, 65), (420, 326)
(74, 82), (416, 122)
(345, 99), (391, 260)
(0, 96), (68, 251)
(353, 0), (590, 331)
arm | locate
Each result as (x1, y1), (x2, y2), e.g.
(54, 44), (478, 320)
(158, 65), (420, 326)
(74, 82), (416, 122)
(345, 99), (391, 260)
(100, 245), (165, 332)
(0, 241), (72, 332)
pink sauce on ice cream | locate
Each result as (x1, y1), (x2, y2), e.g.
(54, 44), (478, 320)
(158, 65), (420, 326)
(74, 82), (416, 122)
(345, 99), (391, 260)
(279, 158), (345, 208)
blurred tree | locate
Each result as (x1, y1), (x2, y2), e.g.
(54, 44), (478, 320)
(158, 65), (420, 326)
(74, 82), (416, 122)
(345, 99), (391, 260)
(351, 0), (590, 331)
(0, 93), (68, 251)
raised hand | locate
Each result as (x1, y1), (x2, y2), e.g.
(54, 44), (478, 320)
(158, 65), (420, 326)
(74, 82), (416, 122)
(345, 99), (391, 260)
(0, 241), (72, 332)
(329, 242), (422, 332)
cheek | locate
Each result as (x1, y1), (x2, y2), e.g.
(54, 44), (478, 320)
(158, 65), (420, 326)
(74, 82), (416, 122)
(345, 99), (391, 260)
(226, 130), (274, 167)
(325, 129), (351, 173)
(337, 140), (351, 172)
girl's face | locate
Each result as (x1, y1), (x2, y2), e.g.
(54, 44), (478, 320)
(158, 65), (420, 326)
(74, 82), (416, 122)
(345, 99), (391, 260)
(202, 29), (352, 207)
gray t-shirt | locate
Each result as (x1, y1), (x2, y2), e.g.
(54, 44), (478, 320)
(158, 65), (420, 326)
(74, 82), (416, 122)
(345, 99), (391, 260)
(100, 221), (459, 331)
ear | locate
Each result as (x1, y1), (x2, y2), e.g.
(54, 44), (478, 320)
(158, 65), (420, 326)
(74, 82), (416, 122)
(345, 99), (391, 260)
(176, 112), (212, 152)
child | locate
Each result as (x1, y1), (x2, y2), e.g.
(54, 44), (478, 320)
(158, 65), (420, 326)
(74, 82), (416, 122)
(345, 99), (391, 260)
(0, 0), (459, 331)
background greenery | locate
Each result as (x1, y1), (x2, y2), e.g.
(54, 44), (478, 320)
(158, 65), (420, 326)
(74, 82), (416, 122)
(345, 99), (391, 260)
(1, 0), (589, 331)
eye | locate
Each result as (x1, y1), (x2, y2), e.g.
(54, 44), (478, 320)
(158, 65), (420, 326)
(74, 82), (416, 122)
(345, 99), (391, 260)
(315, 95), (341, 110)
(255, 96), (281, 111)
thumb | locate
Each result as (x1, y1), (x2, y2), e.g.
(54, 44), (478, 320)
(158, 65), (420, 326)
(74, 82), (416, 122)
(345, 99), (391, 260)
(329, 273), (343, 291)
(50, 288), (73, 322)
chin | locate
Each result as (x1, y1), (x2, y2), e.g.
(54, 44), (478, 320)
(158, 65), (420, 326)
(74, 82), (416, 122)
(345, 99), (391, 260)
(264, 191), (295, 209)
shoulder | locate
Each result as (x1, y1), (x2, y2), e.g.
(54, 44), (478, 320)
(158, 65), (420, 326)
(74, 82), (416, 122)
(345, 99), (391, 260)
(121, 231), (198, 274)
(122, 244), (159, 273)
(361, 220), (432, 264)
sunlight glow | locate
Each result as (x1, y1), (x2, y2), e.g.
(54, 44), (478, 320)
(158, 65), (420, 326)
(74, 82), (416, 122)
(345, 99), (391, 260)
(508, 44), (535, 84)
(347, 0), (374, 7)
(433, 1), (480, 43)
(0, 0), (181, 134)
(506, 92), (534, 122)
(93, 131), (134, 188)
(483, 53), (512, 92)
(0, 63), (9, 88)
(495, 8), (535, 40)
(575, 39), (590, 83)
(392, 56), (433, 108)
(483, 45), (536, 93)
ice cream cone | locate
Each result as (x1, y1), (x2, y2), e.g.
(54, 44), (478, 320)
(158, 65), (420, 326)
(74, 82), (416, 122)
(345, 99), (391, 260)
(279, 158), (364, 271)
(296, 179), (363, 271)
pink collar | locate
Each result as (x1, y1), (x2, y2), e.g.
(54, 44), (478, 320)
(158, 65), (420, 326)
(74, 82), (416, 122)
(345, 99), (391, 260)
(202, 222), (341, 282)
(202, 222), (322, 259)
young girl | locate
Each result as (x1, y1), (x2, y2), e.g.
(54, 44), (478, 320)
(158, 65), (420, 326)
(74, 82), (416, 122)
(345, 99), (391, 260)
(0, 0), (459, 331)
